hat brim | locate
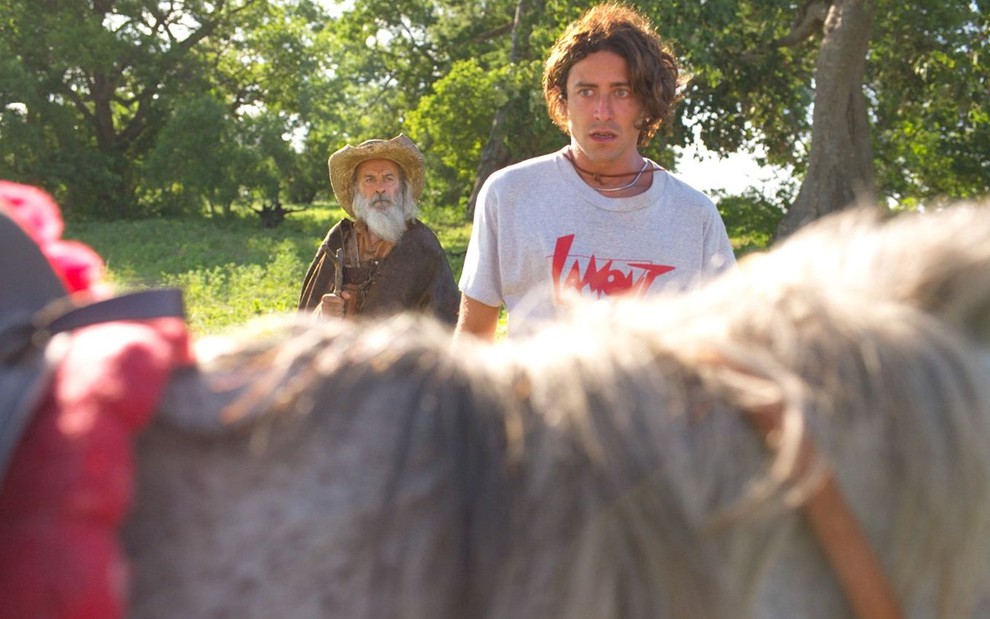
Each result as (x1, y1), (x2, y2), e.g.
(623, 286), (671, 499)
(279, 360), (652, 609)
(328, 134), (425, 218)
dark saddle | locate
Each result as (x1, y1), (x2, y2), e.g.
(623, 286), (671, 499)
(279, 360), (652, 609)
(0, 210), (185, 484)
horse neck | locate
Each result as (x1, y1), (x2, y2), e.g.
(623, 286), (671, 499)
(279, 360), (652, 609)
(683, 346), (990, 619)
(678, 396), (856, 619)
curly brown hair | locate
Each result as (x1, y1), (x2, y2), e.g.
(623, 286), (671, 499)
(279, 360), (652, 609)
(542, 3), (683, 147)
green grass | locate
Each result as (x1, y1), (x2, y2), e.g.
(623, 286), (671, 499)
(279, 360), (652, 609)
(64, 203), (473, 336)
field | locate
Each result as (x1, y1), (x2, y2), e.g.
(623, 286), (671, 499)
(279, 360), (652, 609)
(65, 204), (473, 336)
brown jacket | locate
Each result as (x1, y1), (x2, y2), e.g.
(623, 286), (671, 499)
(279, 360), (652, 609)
(297, 219), (459, 325)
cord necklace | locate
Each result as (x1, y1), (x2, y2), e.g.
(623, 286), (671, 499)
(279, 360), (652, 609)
(563, 150), (660, 193)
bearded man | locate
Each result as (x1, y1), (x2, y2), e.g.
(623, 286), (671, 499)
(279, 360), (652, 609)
(297, 135), (459, 324)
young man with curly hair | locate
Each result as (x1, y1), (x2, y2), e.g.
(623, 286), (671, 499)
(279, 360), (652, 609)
(456, 3), (735, 341)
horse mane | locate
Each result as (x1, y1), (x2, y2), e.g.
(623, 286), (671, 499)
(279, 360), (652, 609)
(136, 203), (990, 619)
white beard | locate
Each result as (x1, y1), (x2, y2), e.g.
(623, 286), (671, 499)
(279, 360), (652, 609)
(351, 183), (418, 244)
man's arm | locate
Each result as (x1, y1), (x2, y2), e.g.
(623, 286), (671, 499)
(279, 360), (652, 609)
(298, 221), (347, 311)
(453, 294), (501, 342)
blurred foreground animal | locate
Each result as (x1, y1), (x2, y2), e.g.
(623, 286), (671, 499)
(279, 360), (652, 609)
(121, 203), (990, 619)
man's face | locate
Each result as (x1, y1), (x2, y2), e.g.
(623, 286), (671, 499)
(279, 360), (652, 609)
(351, 158), (416, 243)
(563, 50), (645, 169)
(355, 158), (402, 207)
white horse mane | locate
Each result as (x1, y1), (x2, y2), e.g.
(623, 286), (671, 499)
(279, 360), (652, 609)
(126, 204), (990, 619)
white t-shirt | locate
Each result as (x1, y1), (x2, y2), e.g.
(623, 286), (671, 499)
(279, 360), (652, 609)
(460, 148), (736, 336)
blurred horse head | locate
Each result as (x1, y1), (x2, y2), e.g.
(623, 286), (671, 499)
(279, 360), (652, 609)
(125, 203), (990, 619)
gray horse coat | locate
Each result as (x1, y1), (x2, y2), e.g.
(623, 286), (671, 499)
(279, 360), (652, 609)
(125, 204), (990, 619)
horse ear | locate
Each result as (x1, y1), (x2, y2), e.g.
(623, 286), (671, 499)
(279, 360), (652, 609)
(938, 256), (990, 347)
(780, 203), (990, 346)
(158, 365), (274, 435)
(883, 204), (990, 346)
(157, 367), (234, 434)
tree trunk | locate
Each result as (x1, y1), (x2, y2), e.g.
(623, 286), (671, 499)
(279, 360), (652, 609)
(467, 109), (513, 218)
(777, 0), (877, 239)
(466, 0), (544, 217)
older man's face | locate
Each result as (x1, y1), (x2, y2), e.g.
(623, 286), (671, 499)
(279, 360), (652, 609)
(355, 158), (402, 208)
(351, 158), (417, 243)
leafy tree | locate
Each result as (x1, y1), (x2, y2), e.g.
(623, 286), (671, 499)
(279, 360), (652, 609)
(0, 0), (257, 216)
(716, 190), (788, 255)
(142, 95), (243, 217)
(238, 111), (299, 209)
(0, 0), (327, 218)
(406, 59), (508, 210)
(407, 56), (560, 212)
(869, 0), (990, 208)
(776, 0), (877, 236)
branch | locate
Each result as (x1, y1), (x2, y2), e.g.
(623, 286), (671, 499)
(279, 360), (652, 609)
(469, 22), (513, 45)
(773, 0), (830, 48)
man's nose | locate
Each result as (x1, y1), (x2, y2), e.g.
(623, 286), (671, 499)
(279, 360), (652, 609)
(593, 94), (613, 121)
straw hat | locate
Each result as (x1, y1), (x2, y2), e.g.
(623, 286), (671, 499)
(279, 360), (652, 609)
(328, 134), (425, 218)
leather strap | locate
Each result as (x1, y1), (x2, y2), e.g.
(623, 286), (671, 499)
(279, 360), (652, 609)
(343, 263), (381, 285)
(696, 347), (904, 619)
(35, 288), (185, 339)
(804, 472), (904, 619)
(1, 287), (186, 485)
(744, 400), (904, 619)
(2, 288), (185, 364)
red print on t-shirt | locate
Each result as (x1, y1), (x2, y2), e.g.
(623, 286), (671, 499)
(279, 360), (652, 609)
(551, 234), (675, 303)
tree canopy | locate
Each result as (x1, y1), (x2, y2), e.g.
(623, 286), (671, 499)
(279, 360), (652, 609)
(1, 0), (986, 232)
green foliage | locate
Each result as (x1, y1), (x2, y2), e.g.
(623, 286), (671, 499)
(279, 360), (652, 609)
(0, 0), (316, 218)
(64, 206), (321, 333)
(715, 190), (787, 256)
(406, 58), (563, 209)
(141, 96), (301, 217)
(870, 0), (990, 203)
(142, 95), (242, 216)
(641, 0), (810, 179)
(408, 59), (504, 191)
(164, 252), (301, 333)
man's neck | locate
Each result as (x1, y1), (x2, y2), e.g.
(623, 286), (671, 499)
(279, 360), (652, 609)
(566, 143), (644, 176)
(563, 146), (653, 197)
(365, 226), (383, 246)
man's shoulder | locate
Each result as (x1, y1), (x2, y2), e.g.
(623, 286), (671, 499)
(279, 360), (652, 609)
(400, 219), (445, 251)
(319, 218), (351, 247)
(657, 170), (718, 210)
(323, 218), (351, 235)
(489, 151), (561, 184)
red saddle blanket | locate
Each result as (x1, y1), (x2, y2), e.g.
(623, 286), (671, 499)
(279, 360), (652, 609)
(0, 317), (192, 619)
